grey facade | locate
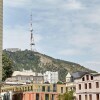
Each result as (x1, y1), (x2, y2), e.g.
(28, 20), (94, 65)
(0, 0), (3, 81)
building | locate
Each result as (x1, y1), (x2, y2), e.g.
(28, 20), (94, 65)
(5, 48), (21, 52)
(12, 91), (58, 100)
(44, 71), (58, 84)
(66, 72), (73, 83)
(75, 72), (100, 100)
(0, 0), (3, 81)
(1, 91), (13, 100)
(1, 83), (58, 100)
(12, 69), (44, 84)
(66, 72), (76, 98)
(57, 84), (66, 94)
(9, 70), (58, 84)
(2, 71), (100, 100)
(1, 83), (73, 100)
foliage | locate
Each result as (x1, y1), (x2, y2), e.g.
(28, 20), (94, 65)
(57, 81), (63, 84)
(2, 53), (13, 81)
(58, 90), (75, 100)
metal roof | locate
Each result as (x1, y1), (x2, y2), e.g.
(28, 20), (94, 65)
(71, 71), (89, 79)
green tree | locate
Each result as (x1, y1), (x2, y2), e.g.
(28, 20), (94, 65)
(58, 90), (75, 100)
(57, 81), (63, 84)
(2, 54), (13, 81)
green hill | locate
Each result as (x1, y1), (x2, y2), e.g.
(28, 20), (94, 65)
(3, 50), (95, 81)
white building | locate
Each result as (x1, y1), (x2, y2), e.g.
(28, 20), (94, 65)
(66, 72), (72, 83)
(5, 48), (21, 52)
(11, 69), (44, 83)
(75, 72), (100, 100)
(1, 91), (13, 100)
(66, 72), (76, 98)
(44, 71), (58, 83)
(66, 71), (100, 100)
(12, 69), (36, 76)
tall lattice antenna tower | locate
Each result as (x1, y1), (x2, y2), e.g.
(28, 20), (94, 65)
(30, 12), (35, 51)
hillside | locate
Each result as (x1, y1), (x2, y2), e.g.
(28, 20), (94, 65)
(3, 50), (95, 81)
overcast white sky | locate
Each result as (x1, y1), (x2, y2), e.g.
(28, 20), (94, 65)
(3, 0), (100, 72)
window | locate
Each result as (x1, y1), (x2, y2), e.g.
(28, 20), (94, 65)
(79, 95), (81, 100)
(82, 77), (85, 81)
(89, 94), (92, 100)
(66, 87), (68, 92)
(85, 95), (87, 100)
(86, 75), (89, 80)
(89, 83), (92, 89)
(31, 86), (33, 91)
(61, 87), (63, 93)
(52, 94), (54, 100)
(85, 83), (87, 89)
(79, 84), (81, 90)
(42, 86), (45, 92)
(73, 87), (76, 91)
(96, 94), (99, 100)
(53, 84), (56, 92)
(48, 86), (50, 92)
(96, 82), (99, 88)
(91, 76), (93, 80)
(36, 93), (39, 100)
(45, 94), (49, 100)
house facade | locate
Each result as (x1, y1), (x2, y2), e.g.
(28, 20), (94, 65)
(75, 73), (100, 100)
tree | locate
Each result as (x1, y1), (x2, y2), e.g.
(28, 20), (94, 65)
(57, 81), (63, 84)
(58, 90), (75, 100)
(2, 53), (13, 81)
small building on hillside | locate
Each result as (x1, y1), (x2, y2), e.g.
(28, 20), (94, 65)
(44, 71), (58, 84)
(5, 48), (21, 52)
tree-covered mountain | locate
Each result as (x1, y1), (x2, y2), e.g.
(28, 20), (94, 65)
(3, 50), (95, 81)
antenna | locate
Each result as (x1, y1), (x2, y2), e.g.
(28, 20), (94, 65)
(30, 12), (35, 51)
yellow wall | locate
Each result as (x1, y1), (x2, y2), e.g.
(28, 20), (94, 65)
(1, 84), (53, 93)
(57, 84), (66, 94)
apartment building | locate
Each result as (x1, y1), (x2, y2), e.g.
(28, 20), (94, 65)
(0, 0), (3, 81)
(44, 71), (58, 83)
(75, 73), (100, 100)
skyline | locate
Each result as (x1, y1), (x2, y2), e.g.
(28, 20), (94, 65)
(3, 0), (100, 72)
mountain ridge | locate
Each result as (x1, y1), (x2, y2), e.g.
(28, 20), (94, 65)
(3, 50), (95, 81)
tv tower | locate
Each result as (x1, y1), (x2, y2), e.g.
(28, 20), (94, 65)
(30, 12), (35, 51)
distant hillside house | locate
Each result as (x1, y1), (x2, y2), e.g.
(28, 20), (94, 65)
(12, 69), (43, 84)
(5, 48), (21, 52)
(44, 71), (58, 83)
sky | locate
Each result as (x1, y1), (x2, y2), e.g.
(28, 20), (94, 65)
(3, 0), (100, 72)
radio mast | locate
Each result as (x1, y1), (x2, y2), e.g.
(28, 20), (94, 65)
(30, 12), (35, 51)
